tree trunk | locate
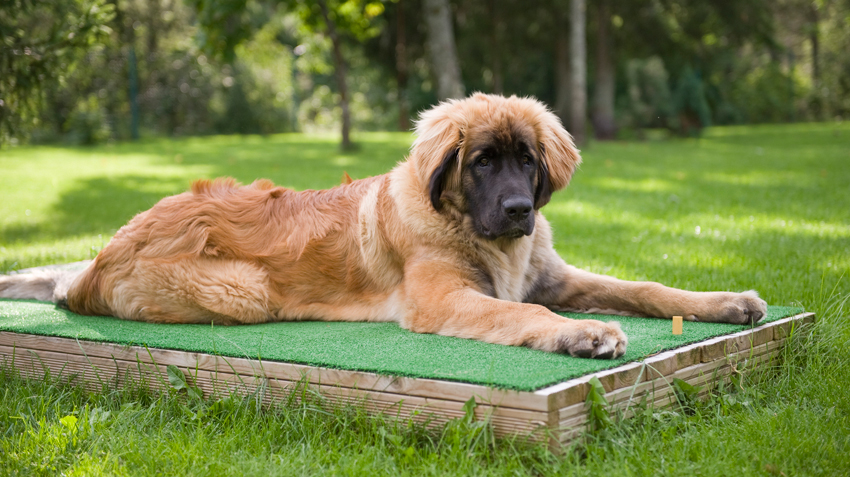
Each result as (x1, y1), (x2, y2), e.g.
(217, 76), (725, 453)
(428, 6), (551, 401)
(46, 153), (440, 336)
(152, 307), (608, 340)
(423, 0), (464, 100)
(396, 0), (409, 131)
(129, 47), (140, 140)
(488, 0), (503, 94)
(554, 7), (571, 129)
(569, 0), (587, 145)
(109, 0), (139, 140)
(809, 4), (819, 87)
(146, 0), (159, 62)
(317, 0), (352, 150)
(592, 0), (616, 140)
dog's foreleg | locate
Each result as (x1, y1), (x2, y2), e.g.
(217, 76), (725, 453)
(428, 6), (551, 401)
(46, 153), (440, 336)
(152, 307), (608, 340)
(402, 260), (627, 359)
(531, 261), (768, 325)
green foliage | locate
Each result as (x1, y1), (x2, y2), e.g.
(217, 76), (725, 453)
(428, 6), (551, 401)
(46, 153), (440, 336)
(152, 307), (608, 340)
(166, 365), (204, 399)
(191, 0), (259, 62)
(806, 0), (850, 119)
(294, 0), (385, 41)
(585, 376), (613, 432)
(0, 0), (114, 144)
(4, 0), (848, 145)
(671, 377), (702, 413)
(64, 95), (112, 145)
(729, 62), (797, 124)
(18, 0), (398, 142)
(671, 67), (712, 135)
(621, 56), (675, 130)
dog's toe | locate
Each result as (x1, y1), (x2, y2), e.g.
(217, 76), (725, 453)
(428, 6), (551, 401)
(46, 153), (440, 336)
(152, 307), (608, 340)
(717, 291), (768, 324)
(559, 321), (628, 359)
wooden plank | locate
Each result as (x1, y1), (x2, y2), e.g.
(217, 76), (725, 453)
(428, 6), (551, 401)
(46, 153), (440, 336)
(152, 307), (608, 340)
(539, 313), (807, 412)
(0, 332), (548, 412)
(608, 339), (782, 415)
(533, 361), (646, 410)
(556, 338), (785, 425)
(558, 345), (786, 444)
(673, 341), (703, 369)
(0, 343), (549, 423)
(772, 313), (815, 340)
(0, 344), (549, 438)
(594, 361), (646, 392)
(533, 377), (590, 409)
(558, 338), (791, 447)
(642, 349), (681, 379)
(701, 313), (811, 362)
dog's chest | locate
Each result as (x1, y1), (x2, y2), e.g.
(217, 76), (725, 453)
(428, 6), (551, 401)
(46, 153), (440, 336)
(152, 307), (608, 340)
(480, 243), (535, 303)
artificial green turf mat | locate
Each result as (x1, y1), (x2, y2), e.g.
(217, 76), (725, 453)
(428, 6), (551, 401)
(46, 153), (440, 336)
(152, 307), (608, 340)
(0, 299), (801, 391)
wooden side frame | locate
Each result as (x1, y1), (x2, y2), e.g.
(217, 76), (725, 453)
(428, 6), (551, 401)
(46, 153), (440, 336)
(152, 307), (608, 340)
(0, 312), (814, 444)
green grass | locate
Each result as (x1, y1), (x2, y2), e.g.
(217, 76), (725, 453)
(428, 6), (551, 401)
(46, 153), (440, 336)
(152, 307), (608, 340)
(2, 124), (849, 475)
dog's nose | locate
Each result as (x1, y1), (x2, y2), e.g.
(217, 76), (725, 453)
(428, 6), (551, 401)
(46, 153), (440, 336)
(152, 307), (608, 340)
(503, 197), (532, 222)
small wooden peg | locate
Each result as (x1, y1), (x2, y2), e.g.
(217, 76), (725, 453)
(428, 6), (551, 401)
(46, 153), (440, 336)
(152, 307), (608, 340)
(672, 316), (683, 335)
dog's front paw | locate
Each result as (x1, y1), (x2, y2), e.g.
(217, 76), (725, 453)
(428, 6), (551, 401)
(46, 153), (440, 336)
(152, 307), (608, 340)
(719, 290), (768, 325)
(556, 320), (628, 359)
(690, 290), (767, 325)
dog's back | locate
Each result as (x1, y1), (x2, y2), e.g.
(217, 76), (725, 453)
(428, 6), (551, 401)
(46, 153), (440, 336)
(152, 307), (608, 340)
(45, 175), (397, 323)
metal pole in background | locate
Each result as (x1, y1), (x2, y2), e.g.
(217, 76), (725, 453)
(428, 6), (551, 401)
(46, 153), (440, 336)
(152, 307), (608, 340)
(128, 46), (140, 140)
(788, 50), (796, 123)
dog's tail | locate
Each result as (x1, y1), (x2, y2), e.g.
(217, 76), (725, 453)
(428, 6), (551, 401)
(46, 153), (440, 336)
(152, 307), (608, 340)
(0, 265), (87, 304)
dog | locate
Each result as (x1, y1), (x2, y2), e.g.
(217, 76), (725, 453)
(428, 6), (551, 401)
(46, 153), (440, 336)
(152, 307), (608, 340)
(0, 94), (768, 359)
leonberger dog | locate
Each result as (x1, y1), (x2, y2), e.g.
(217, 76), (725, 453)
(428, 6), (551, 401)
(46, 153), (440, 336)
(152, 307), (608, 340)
(1, 94), (767, 359)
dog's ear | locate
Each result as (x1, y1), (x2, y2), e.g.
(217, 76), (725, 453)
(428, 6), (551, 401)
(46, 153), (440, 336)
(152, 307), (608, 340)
(534, 150), (552, 209)
(536, 109), (582, 203)
(411, 100), (465, 205)
(429, 148), (459, 210)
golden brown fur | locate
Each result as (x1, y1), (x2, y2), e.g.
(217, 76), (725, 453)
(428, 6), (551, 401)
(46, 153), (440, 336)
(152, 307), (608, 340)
(50, 94), (768, 359)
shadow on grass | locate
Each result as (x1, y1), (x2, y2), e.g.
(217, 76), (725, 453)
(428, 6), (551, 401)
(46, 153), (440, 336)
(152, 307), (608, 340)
(1, 134), (413, 245)
(103, 134), (412, 190)
(1, 175), (188, 243)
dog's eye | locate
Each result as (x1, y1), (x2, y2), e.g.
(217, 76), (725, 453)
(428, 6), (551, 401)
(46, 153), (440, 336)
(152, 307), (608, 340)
(522, 155), (533, 166)
(477, 157), (491, 167)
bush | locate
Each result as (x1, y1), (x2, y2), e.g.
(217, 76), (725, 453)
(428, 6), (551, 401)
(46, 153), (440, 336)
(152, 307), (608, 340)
(729, 61), (796, 123)
(64, 96), (111, 145)
(671, 67), (712, 136)
(619, 57), (675, 132)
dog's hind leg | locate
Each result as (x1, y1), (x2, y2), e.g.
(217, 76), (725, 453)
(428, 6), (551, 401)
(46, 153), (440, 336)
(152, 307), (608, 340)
(110, 258), (272, 324)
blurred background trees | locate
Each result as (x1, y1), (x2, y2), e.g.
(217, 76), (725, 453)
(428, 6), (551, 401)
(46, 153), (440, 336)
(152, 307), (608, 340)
(2, 0), (848, 147)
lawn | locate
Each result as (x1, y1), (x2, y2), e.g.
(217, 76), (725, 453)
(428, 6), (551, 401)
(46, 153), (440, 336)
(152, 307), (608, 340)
(1, 124), (849, 475)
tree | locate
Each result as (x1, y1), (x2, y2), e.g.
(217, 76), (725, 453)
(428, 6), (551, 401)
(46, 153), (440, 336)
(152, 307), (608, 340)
(422, 0), (464, 100)
(569, 0), (586, 145)
(486, 0), (504, 94)
(597, 0), (778, 134)
(0, 0), (114, 144)
(395, 0), (410, 131)
(192, 0), (384, 149)
(316, 0), (353, 149)
(591, 0), (615, 140)
(554, 6), (571, 129)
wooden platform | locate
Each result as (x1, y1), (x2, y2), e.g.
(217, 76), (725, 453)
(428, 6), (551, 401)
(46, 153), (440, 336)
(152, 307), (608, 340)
(0, 312), (813, 446)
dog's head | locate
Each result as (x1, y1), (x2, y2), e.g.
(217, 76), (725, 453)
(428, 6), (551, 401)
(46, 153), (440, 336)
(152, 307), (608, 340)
(411, 93), (581, 240)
